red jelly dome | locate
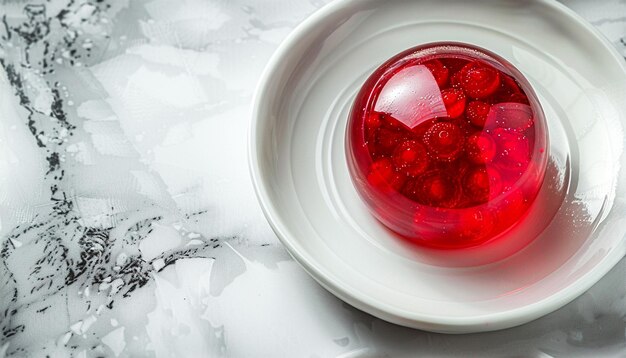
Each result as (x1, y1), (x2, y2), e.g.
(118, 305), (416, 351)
(346, 43), (549, 249)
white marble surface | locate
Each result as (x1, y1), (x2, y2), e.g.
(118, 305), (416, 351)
(0, 0), (625, 357)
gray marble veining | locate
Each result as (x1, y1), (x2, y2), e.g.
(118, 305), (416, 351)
(0, 0), (625, 357)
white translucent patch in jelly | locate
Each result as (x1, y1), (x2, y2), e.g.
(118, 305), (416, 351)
(485, 102), (533, 130)
(374, 65), (446, 129)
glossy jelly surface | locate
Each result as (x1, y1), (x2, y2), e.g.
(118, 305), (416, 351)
(346, 43), (548, 249)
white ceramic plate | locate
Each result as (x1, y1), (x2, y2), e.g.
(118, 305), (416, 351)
(249, 0), (626, 333)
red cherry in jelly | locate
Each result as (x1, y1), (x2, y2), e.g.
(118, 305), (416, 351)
(418, 170), (461, 208)
(365, 113), (382, 131)
(501, 74), (522, 93)
(411, 120), (431, 138)
(495, 75), (530, 104)
(465, 132), (497, 164)
(450, 70), (463, 89)
(392, 140), (429, 177)
(423, 121), (464, 161)
(367, 158), (393, 187)
(375, 127), (407, 154)
(388, 172), (407, 191)
(508, 93), (530, 105)
(441, 88), (466, 118)
(423, 59), (449, 88)
(462, 166), (503, 203)
(492, 128), (531, 171)
(442, 58), (467, 74)
(466, 101), (491, 127)
(367, 158), (405, 191)
(403, 170), (460, 208)
(461, 62), (501, 99)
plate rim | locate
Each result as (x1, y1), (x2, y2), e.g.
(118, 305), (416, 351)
(248, 0), (626, 332)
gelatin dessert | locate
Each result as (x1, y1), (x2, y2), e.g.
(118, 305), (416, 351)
(346, 43), (548, 249)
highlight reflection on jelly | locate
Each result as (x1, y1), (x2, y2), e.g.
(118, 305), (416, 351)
(346, 43), (549, 250)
